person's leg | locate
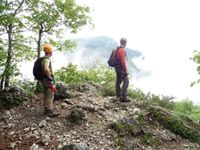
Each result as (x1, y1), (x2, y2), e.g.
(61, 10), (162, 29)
(45, 87), (54, 110)
(116, 73), (122, 98)
(41, 80), (53, 109)
(44, 88), (60, 117)
(121, 75), (130, 101)
(41, 80), (59, 117)
(43, 91), (48, 109)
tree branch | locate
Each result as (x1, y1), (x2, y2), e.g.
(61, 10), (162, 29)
(13, 0), (25, 16)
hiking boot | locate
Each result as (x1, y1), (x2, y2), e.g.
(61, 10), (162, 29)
(110, 96), (120, 102)
(120, 97), (131, 102)
(44, 108), (60, 118)
(116, 96), (121, 99)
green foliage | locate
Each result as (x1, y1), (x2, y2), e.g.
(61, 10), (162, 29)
(101, 80), (115, 97)
(54, 63), (83, 84)
(175, 100), (193, 114)
(149, 95), (175, 110)
(0, 0), (92, 87)
(191, 50), (200, 86)
(0, 0), (36, 87)
(55, 63), (116, 97)
(174, 99), (200, 122)
(55, 63), (115, 85)
(149, 107), (200, 143)
(10, 77), (37, 97)
(26, 0), (92, 57)
(128, 88), (175, 110)
(26, 1), (59, 32)
(35, 82), (44, 93)
(190, 106), (200, 122)
(137, 113), (146, 125)
(49, 39), (76, 52)
(129, 89), (199, 123)
(0, 41), (6, 75)
(128, 88), (149, 100)
(143, 133), (160, 146)
(16, 79), (36, 97)
(113, 106), (200, 147)
(60, 0), (92, 33)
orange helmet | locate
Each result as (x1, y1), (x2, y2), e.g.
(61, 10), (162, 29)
(43, 44), (52, 53)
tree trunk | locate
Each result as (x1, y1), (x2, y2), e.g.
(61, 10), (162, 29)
(37, 23), (43, 58)
(4, 24), (13, 88)
(37, 35), (41, 58)
(0, 77), (4, 90)
(35, 24), (44, 92)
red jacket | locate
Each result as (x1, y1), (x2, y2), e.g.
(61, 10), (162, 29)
(116, 47), (127, 71)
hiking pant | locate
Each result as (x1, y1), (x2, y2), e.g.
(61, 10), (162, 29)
(115, 68), (129, 98)
(41, 80), (54, 108)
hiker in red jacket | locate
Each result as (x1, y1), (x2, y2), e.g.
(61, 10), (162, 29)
(115, 38), (130, 102)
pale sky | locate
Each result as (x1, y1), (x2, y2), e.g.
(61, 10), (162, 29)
(74, 0), (200, 104)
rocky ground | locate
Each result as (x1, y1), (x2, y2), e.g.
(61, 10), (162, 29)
(0, 83), (200, 150)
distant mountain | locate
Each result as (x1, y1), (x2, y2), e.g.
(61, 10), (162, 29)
(19, 36), (149, 80)
(62, 36), (150, 79)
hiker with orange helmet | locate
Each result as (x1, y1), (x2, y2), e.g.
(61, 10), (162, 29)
(115, 38), (130, 102)
(34, 44), (60, 117)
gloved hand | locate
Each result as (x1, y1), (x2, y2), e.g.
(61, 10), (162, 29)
(44, 78), (57, 93)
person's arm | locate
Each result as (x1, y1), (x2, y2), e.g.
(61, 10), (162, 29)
(118, 48), (128, 74)
(43, 58), (52, 80)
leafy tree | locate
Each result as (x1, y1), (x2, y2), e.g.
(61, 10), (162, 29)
(0, 0), (34, 89)
(0, 0), (92, 89)
(26, 0), (92, 58)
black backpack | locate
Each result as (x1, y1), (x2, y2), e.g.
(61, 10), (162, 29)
(33, 56), (49, 80)
(107, 47), (121, 67)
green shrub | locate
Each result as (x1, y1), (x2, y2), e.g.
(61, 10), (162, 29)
(55, 63), (83, 84)
(12, 79), (36, 97)
(34, 81), (44, 93)
(149, 106), (200, 143)
(55, 63), (116, 96)
(143, 133), (160, 146)
(22, 80), (36, 97)
(174, 100), (200, 122)
(128, 88), (149, 100)
(190, 106), (200, 122)
(174, 100), (193, 114)
(101, 80), (115, 96)
(149, 95), (175, 110)
(128, 88), (175, 110)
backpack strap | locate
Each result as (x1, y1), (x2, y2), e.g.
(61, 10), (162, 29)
(41, 56), (49, 60)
